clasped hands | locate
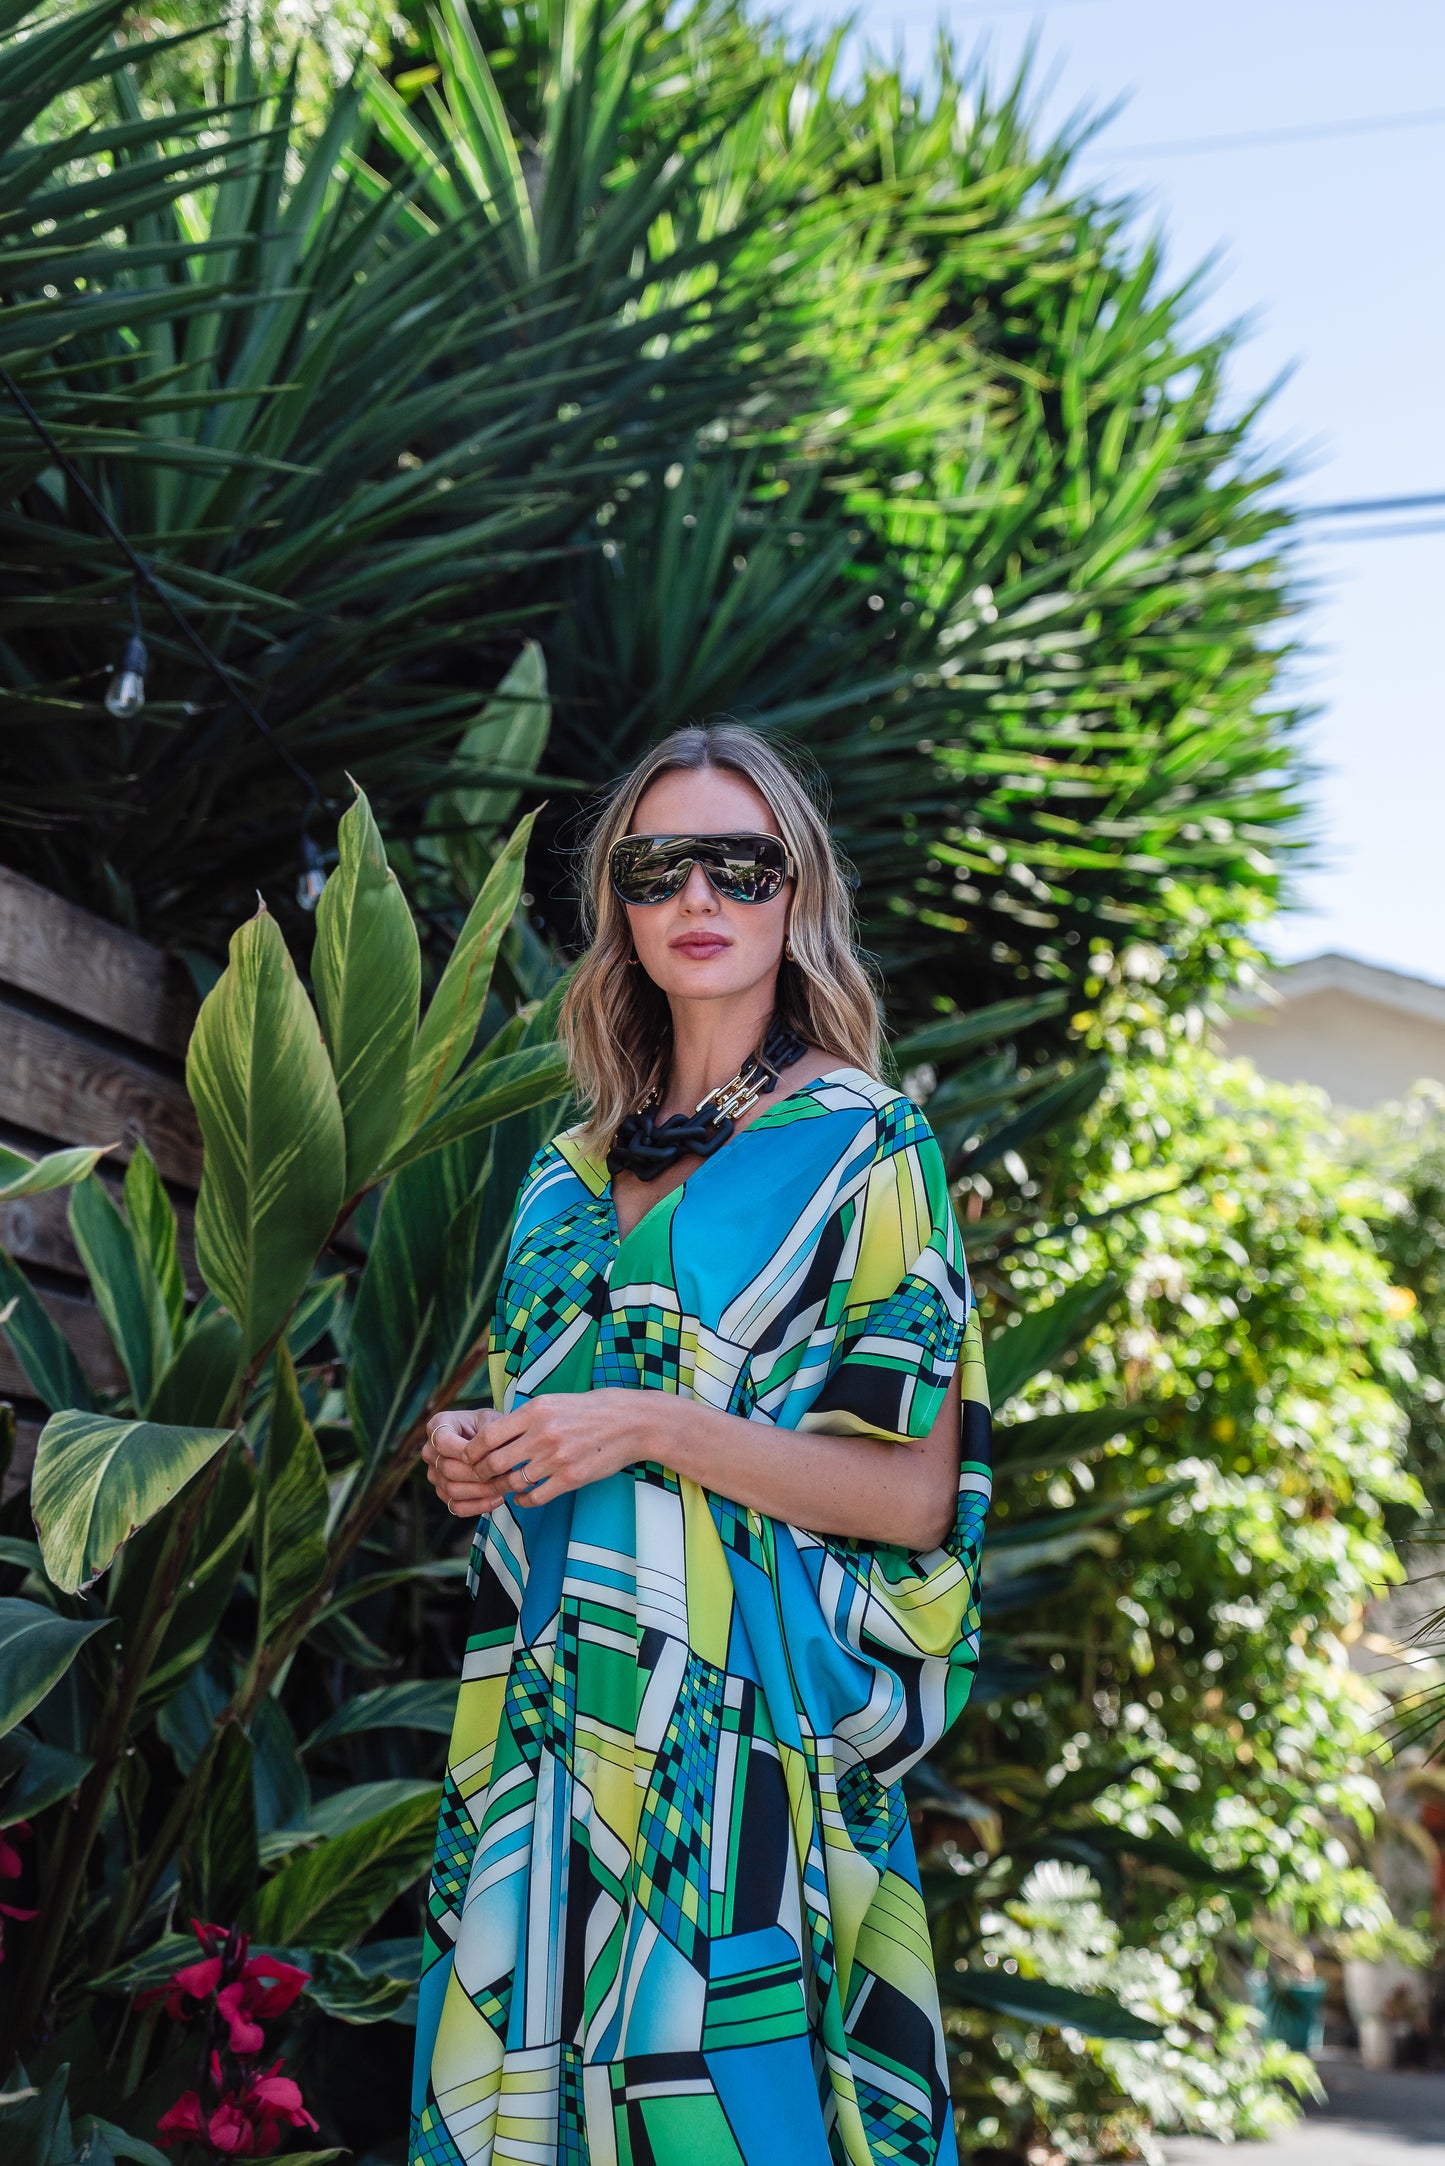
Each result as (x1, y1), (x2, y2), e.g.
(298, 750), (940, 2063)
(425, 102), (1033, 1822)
(421, 1388), (645, 1517)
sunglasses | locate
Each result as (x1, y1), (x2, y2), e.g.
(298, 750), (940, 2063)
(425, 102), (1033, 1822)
(609, 831), (795, 907)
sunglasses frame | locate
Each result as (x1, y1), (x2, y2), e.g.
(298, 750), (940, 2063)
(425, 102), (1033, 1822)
(608, 831), (796, 907)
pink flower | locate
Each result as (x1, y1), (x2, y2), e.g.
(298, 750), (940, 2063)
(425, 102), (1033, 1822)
(156, 2092), (209, 2147)
(0, 1820), (30, 1880)
(157, 2060), (318, 2158)
(0, 1822), (37, 1965)
(139, 1921), (309, 2049)
(215, 1954), (311, 2054)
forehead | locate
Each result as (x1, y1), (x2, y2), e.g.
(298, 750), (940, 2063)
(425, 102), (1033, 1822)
(630, 762), (779, 836)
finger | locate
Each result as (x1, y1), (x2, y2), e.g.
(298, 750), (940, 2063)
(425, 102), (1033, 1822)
(515, 1475), (563, 1508)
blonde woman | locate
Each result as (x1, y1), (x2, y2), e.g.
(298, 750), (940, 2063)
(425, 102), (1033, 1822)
(413, 723), (992, 2166)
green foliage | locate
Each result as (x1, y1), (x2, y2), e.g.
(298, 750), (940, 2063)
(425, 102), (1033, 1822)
(910, 1030), (1415, 2155)
(0, 792), (570, 2138)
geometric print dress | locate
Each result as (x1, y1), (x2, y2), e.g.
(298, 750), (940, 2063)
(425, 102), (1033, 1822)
(410, 1068), (992, 2166)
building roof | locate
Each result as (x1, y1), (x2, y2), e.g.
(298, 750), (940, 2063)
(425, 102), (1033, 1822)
(1240, 951), (1445, 1026)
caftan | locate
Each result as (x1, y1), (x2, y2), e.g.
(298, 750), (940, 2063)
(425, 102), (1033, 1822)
(410, 1068), (992, 2166)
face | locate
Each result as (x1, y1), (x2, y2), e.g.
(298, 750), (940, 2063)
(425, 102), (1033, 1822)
(621, 765), (792, 1006)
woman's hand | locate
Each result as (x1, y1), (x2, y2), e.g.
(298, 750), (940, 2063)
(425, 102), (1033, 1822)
(422, 1408), (513, 1520)
(465, 1390), (644, 1510)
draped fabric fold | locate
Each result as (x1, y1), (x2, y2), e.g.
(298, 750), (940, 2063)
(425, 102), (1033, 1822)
(411, 1069), (992, 2166)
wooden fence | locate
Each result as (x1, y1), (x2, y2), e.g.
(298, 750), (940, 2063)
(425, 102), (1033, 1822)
(0, 865), (200, 1484)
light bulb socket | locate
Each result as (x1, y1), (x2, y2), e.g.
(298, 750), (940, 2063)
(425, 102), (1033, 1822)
(103, 632), (149, 720)
(296, 832), (327, 913)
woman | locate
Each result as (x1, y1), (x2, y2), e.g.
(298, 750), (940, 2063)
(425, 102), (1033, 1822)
(413, 723), (992, 2166)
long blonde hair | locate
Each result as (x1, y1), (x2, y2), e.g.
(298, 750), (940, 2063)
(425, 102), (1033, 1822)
(561, 723), (881, 1153)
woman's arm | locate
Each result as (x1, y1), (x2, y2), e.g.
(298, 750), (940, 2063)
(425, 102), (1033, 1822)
(423, 1382), (962, 1552)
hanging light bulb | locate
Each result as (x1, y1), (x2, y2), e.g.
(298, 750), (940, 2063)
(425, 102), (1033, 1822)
(296, 832), (327, 913)
(104, 632), (148, 719)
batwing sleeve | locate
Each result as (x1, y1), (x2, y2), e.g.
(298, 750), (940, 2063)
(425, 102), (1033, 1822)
(787, 1097), (993, 1780)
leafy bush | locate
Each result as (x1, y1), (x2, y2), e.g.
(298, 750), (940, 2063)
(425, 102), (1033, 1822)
(0, 791), (568, 2146)
(908, 1022), (1418, 2156)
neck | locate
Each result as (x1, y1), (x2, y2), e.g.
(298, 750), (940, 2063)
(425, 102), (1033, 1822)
(661, 988), (777, 1115)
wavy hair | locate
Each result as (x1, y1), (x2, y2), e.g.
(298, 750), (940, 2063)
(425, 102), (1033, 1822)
(560, 723), (881, 1153)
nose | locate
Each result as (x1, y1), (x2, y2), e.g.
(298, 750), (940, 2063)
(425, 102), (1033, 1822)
(677, 860), (719, 913)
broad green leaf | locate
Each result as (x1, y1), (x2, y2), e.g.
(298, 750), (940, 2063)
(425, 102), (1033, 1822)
(78, 2121), (168, 2166)
(149, 1307), (243, 1425)
(32, 1410), (234, 1594)
(0, 1250), (93, 1413)
(892, 993), (1069, 1068)
(397, 811), (536, 1141)
(0, 1596), (108, 1737)
(992, 1403), (1157, 1481)
(436, 641), (550, 893)
(130, 1443), (255, 1714)
(306, 1778), (438, 1837)
(246, 1783), (441, 1949)
(256, 1345), (330, 1646)
(0, 2064), (70, 2166)
(187, 907), (346, 1360)
(179, 1719), (259, 1924)
(0, 1730), (93, 1825)
(942, 1967), (1162, 2040)
(382, 1042), (570, 1179)
(313, 785), (421, 1194)
(0, 1142), (108, 1201)
(68, 1175), (172, 1412)
(123, 1142), (186, 1341)
(983, 1274), (1121, 1409)
(251, 1691), (311, 1834)
(297, 1945), (415, 2024)
(304, 1677), (459, 1752)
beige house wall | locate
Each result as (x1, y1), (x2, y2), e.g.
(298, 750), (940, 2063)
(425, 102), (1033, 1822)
(1222, 987), (1445, 1107)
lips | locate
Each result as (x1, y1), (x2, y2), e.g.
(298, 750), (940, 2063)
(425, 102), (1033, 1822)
(670, 933), (731, 958)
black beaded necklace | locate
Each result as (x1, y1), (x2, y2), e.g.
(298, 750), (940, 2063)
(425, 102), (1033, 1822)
(607, 1018), (810, 1183)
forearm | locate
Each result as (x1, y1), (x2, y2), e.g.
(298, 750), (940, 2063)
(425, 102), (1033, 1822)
(634, 1393), (947, 1550)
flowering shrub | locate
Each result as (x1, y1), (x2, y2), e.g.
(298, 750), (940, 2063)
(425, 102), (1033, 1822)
(141, 1923), (317, 2160)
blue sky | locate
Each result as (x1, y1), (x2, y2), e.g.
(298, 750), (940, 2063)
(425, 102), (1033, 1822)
(791, 0), (1445, 984)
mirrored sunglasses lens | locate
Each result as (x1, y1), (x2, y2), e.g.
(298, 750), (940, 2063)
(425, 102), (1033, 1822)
(611, 840), (689, 902)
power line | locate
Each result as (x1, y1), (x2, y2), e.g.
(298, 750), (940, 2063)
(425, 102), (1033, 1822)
(1304, 521), (1445, 544)
(1101, 105), (1445, 158)
(1294, 492), (1445, 519)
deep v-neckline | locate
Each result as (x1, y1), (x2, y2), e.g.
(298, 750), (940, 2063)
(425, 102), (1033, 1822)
(604, 1066), (860, 1250)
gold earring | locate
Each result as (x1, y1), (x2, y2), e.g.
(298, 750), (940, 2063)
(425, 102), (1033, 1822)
(784, 935), (795, 961)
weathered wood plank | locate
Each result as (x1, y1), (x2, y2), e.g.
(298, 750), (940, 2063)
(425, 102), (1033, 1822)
(1, 1418), (41, 1505)
(0, 1282), (126, 1400)
(0, 1182), (200, 1295)
(0, 996), (202, 1187)
(0, 865), (195, 1058)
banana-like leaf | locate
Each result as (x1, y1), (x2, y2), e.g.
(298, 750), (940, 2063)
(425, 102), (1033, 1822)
(983, 1274), (1120, 1409)
(187, 908), (347, 1361)
(313, 785), (422, 1195)
(129, 1443), (256, 1715)
(433, 640), (550, 895)
(0, 1249), (94, 1412)
(396, 812), (536, 1143)
(179, 1719), (259, 1924)
(68, 1174), (172, 1412)
(246, 1783), (441, 1950)
(0, 1729), (93, 1825)
(954, 1058), (1109, 1178)
(149, 1307), (243, 1425)
(303, 1677), (459, 1752)
(0, 1142), (108, 1201)
(892, 994), (1069, 1068)
(992, 1403), (1157, 1481)
(31, 1409), (234, 1594)
(255, 1345), (330, 1647)
(943, 1967), (1162, 2040)
(382, 1042), (571, 1179)
(0, 1595), (108, 1737)
(123, 1142), (186, 1342)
